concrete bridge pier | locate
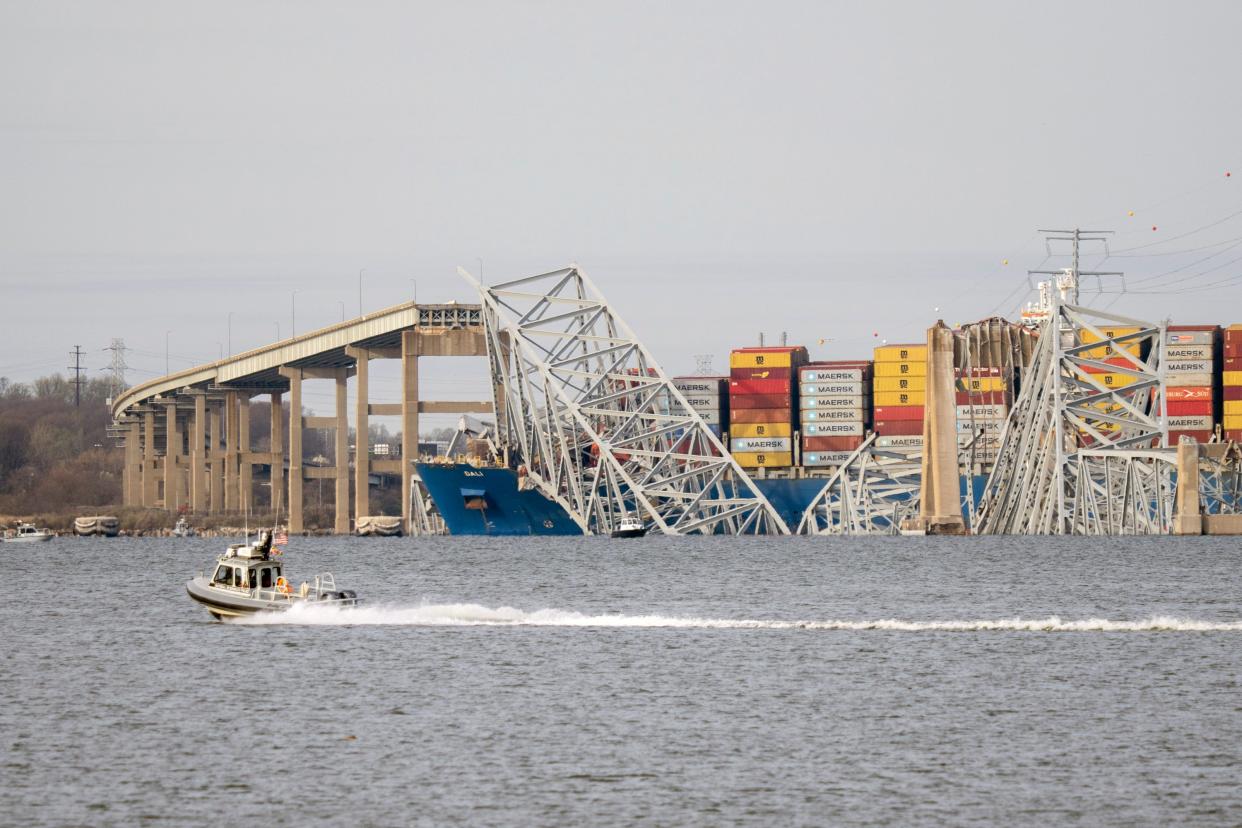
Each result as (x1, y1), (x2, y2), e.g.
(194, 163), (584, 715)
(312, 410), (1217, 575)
(142, 410), (157, 507)
(238, 394), (252, 518)
(163, 400), (183, 512)
(269, 391), (284, 517)
(209, 402), (224, 513)
(344, 346), (371, 527)
(280, 367), (304, 534)
(334, 369), (349, 535)
(224, 391), (239, 513)
(190, 392), (208, 514)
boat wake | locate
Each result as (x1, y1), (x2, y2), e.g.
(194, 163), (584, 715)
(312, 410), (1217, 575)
(229, 602), (1242, 632)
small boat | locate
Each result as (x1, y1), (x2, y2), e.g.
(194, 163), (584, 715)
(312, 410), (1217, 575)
(3, 522), (55, 543)
(610, 514), (647, 539)
(172, 517), (195, 538)
(185, 529), (360, 620)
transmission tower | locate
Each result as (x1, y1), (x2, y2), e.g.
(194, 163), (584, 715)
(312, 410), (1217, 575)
(693, 354), (715, 375)
(105, 338), (129, 396)
(68, 345), (84, 407)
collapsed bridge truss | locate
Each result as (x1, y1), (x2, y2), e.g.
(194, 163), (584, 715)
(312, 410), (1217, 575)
(463, 265), (789, 536)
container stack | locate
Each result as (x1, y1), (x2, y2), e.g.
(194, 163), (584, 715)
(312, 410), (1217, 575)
(954, 367), (1011, 465)
(1078, 325), (1144, 443)
(1225, 325), (1242, 443)
(672, 376), (729, 440)
(1163, 325), (1219, 444)
(872, 343), (927, 443)
(798, 361), (873, 467)
(728, 346), (808, 469)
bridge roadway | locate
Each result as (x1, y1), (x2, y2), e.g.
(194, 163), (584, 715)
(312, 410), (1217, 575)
(110, 301), (495, 534)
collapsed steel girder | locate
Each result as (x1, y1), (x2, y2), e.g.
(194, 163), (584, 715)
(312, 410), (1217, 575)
(462, 265), (789, 536)
(974, 296), (1171, 535)
(796, 436), (924, 535)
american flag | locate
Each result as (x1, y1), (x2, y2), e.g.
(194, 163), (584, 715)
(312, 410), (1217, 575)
(274, 529), (289, 546)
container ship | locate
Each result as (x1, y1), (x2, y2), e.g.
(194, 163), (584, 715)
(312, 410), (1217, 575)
(411, 321), (1242, 536)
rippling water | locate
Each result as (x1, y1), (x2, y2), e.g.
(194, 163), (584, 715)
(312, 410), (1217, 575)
(3, 534), (1241, 826)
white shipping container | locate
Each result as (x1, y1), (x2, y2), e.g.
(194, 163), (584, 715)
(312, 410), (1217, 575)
(1166, 331), (1215, 346)
(673, 379), (724, 395)
(731, 437), (793, 452)
(1167, 415), (1213, 430)
(1165, 360), (1212, 374)
(803, 452), (856, 466)
(804, 421), (864, 436)
(681, 396), (720, 409)
(692, 409), (722, 425)
(955, 404), (1008, 419)
(1166, 373), (1214, 387)
(800, 368), (869, 383)
(1165, 344), (1213, 361)
(801, 394), (869, 409)
(875, 435), (923, 448)
(800, 382), (868, 396)
(801, 408), (867, 422)
(956, 418), (1005, 433)
(958, 433), (1002, 448)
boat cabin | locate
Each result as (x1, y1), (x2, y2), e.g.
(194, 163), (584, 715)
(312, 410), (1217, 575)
(211, 559), (283, 591)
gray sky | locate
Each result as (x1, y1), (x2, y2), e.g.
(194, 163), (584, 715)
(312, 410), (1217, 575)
(3, 1), (1242, 420)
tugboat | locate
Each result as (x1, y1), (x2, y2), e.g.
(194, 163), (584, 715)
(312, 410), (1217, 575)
(2, 522), (54, 543)
(610, 514), (648, 539)
(185, 529), (360, 620)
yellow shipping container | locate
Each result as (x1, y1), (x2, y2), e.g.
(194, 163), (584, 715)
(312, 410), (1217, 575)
(1224, 400), (1242, 416)
(1079, 342), (1142, 360)
(731, 451), (793, 468)
(955, 377), (1006, 392)
(731, 422), (792, 439)
(1223, 414), (1242, 429)
(1087, 372), (1138, 388)
(1225, 371), (1242, 386)
(730, 351), (792, 369)
(1080, 326), (1140, 343)
(874, 361), (926, 377)
(874, 376), (926, 393)
(874, 345), (927, 363)
(874, 391), (926, 407)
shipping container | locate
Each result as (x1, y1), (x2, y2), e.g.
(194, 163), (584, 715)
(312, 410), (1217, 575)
(1226, 342), (1242, 359)
(874, 435), (923, 448)
(730, 378), (793, 396)
(874, 344), (928, 362)
(731, 437), (793, 453)
(731, 422), (793, 439)
(873, 405), (925, 421)
(955, 376), (1005, 392)
(1168, 430), (1214, 443)
(800, 394), (870, 410)
(956, 418), (1005, 433)
(1166, 344), (1214, 360)
(1165, 386), (1213, 401)
(955, 404), (1008, 419)
(954, 390), (1010, 405)
(672, 378), (727, 395)
(874, 391), (926, 407)
(1165, 372), (1214, 388)
(874, 361), (927, 377)
(680, 396), (720, 409)
(800, 382), (869, 396)
(1168, 415), (1214, 431)
(1225, 371), (1242, 386)
(803, 452), (856, 467)
(873, 420), (923, 436)
(730, 366), (792, 382)
(730, 407), (794, 424)
(1226, 386), (1242, 401)
(731, 394), (794, 410)
(1166, 400), (1213, 416)
(803, 421), (865, 436)
(1165, 360), (1213, 375)
(800, 408), (867, 422)
(802, 435), (866, 452)
(800, 367), (872, 383)
(729, 346), (809, 370)
(1225, 400), (1242, 416)
(731, 451), (793, 468)
(874, 376), (927, 393)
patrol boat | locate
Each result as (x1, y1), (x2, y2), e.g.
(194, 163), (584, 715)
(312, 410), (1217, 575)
(185, 530), (360, 620)
(3, 522), (54, 543)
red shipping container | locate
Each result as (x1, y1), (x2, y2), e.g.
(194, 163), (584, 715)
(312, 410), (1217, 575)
(1167, 430), (1214, 444)
(1225, 357), (1242, 371)
(1169, 324), (1220, 332)
(1226, 342), (1242, 358)
(873, 419), (923, 436)
(1082, 356), (1138, 374)
(1165, 400), (1213, 416)
(730, 393), (793, 410)
(1224, 327), (1242, 343)
(730, 366), (792, 381)
(802, 435), (865, 452)
(1227, 430), (1242, 441)
(1226, 386), (1242, 401)
(730, 378), (793, 396)
(873, 405), (925, 421)
(1165, 386), (1212, 401)
(730, 407), (793, 424)
(955, 391), (1010, 405)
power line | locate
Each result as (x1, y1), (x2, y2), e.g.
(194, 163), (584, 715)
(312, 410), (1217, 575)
(104, 338), (129, 396)
(68, 345), (84, 408)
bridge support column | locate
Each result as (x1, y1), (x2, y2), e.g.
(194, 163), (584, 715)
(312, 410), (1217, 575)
(335, 369), (350, 534)
(225, 391), (239, 513)
(191, 393), (207, 514)
(123, 422), (138, 505)
(913, 321), (967, 535)
(142, 411), (157, 507)
(270, 392), (284, 518)
(281, 368), (304, 534)
(164, 402), (182, 513)
(238, 395), (252, 518)
(209, 404), (223, 513)
(345, 346), (370, 526)
(401, 331), (420, 535)
(1173, 438), (1203, 536)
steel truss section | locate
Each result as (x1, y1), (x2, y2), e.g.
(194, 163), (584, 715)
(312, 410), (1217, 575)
(974, 295), (1171, 535)
(796, 437), (924, 535)
(1069, 450), (1175, 535)
(1199, 443), (1242, 515)
(462, 265), (789, 536)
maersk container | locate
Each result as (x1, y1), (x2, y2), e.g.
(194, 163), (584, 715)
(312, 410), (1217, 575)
(874, 391), (926, 407)
(874, 376), (926, 393)
(873, 420), (922, 436)
(1168, 415), (1213, 431)
(1166, 386), (1212, 401)
(800, 408), (865, 422)
(731, 437), (793, 452)
(1168, 429), (1213, 443)
(802, 435), (865, 451)
(874, 361), (927, 377)
(800, 394), (869, 410)
(673, 377), (727, 395)
(730, 407), (794, 424)
(955, 404), (1007, 419)
(874, 344), (927, 362)
(1166, 400), (1213, 416)
(803, 452), (855, 467)
(800, 368), (871, 383)
(874, 435), (923, 448)
(731, 450), (793, 468)
(1166, 344), (1214, 361)
(730, 378), (793, 396)
(681, 396), (720, 409)
(730, 366), (792, 381)
(803, 421), (864, 436)
(872, 405), (924, 421)
(730, 346), (809, 370)
(692, 409), (723, 425)
(731, 421), (793, 439)
(955, 419), (1004, 434)
(1165, 373), (1213, 387)
(955, 390), (1009, 405)
(1165, 360), (1213, 374)
(801, 382), (867, 396)
(954, 376), (1005, 393)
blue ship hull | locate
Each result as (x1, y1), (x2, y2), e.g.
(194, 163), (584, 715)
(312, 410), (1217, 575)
(415, 464), (582, 536)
